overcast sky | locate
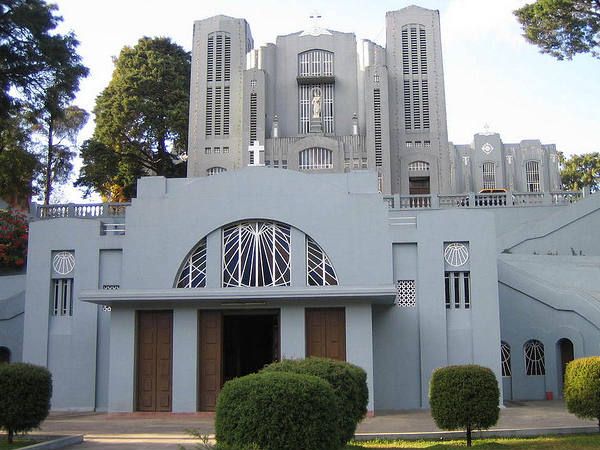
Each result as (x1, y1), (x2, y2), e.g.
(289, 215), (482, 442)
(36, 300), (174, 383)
(50, 0), (600, 202)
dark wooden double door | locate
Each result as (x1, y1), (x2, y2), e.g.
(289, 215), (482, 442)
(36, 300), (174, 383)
(136, 311), (173, 412)
(136, 308), (346, 412)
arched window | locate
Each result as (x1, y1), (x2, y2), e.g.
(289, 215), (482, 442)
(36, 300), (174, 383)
(482, 162), (496, 189)
(306, 236), (338, 286)
(298, 50), (334, 77)
(299, 148), (333, 170)
(408, 161), (430, 171)
(223, 221), (291, 287)
(501, 342), (511, 377)
(176, 238), (206, 288)
(207, 167), (226, 176)
(524, 339), (545, 375)
(526, 160), (540, 192)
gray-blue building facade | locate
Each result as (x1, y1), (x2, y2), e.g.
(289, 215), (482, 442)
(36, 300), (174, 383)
(1, 6), (599, 413)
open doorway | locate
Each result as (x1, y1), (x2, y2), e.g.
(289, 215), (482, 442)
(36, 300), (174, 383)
(223, 314), (279, 382)
(198, 310), (280, 411)
(557, 338), (574, 397)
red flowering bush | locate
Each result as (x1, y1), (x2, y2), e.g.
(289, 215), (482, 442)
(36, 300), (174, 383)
(0, 209), (29, 271)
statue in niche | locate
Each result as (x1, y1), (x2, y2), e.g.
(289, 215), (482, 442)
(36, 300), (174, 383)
(311, 87), (322, 118)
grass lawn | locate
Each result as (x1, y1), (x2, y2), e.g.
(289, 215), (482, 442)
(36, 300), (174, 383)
(0, 440), (38, 449)
(346, 434), (600, 449)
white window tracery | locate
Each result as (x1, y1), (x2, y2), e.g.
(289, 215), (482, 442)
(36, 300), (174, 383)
(501, 342), (512, 377)
(207, 167), (226, 176)
(408, 161), (430, 171)
(176, 238), (207, 288)
(526, 160), (541, 192)
(299, 147), (333, 170)
(524, 339), (545, 376)
(306, 236), (338, 286)
(222, 221), (291, 287)
(482, 162), (496, 189)
(298, 50), (334, 77)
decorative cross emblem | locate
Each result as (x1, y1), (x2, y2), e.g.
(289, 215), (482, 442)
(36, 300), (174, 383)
(462, 156), (470, 166)
(506, 155), (513, 164)
(248, 141), (264, 167)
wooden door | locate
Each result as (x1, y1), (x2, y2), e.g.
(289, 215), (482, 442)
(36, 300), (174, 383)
(198, 311), (222, 411)
(409, 177), (430, 195)
(136, 311), (172, 412)
(306, 308), (346, 361)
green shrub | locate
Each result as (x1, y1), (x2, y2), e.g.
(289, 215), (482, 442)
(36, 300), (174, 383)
(215, 371), (343, 450)
(564, 357), (600, 431)
(261, 357), (368, 445)
(429, 365), (499, 447)
(0, 363), (52, 443)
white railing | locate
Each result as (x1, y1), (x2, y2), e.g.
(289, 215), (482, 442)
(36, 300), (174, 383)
(384, 191), (584, 210)
(36, 203), (129, 219)
(397, 195), (431, 209)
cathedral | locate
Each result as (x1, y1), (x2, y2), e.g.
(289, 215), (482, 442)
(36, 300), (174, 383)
(1, 6), (599, 414)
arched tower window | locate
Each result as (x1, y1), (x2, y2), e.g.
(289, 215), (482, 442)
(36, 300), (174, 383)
(408, 161), (430, 171)
(526, 160), (541, 192)
(501, 342), (511, 377)
(524, 339), (545, 376)
(207, 167), (227, 176)
(482, 162), (496, 189)
(306, 236), (338, 286)
(222, 221), (291, 287)
(299, 148), (333, 170)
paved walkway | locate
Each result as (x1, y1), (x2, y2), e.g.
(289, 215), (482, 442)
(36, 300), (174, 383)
(30, 400), (598, 450)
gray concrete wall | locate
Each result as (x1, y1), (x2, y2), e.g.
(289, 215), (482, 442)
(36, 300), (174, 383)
(0, 273), (26, 363)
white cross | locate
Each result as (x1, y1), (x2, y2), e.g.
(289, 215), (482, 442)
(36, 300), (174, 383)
(248, 141), (264, 166)
(462, 156), (470, 166)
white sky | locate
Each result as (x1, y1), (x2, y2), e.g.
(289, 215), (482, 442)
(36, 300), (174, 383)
(50, 0), (600, 203)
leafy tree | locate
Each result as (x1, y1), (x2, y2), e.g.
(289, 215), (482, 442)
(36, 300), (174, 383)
(76, 37), (190, 201)
(0, 112), (40, 206)
(514, 0), (600, 60)
(429, 365), (500, 447)
(0, 0), (88, 204)
(564, 357), (600, 431)
(0, 0), (64, 117)
(33, 105), (88, 204)
(559, 151), (600, 192)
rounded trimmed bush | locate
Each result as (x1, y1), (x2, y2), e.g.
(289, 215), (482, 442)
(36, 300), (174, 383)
(0, 363), (52, 443)
(564, 356), (600, 430)
(429, 365), (499, 447)
(215, 371), (343, 450)
(261, 357), (368, 445)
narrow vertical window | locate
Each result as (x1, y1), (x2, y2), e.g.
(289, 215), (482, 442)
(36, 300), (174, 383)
(224, 36), (231, 82)
(223, 86), (230, 136)
(250, 93), (257, 144)
(482, 162), (496, 189)
(52, 279), (73, 316)
(403, 80), (411, 130)
(401, 28), (409, 75)
(374, 89), (382, 167)
(215, 34), (223, 82)
(207, 36), (214, 82)
(524, 340), (545, 376)
(453, 272), (460, 308)
(205, 88), (213, 136)
(501, 342), (512, 377)
(463, 272), (470, 309)
(526, 161), (541, 192)
(214, 87), (222, 135)
(419, 28), (427, 75)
